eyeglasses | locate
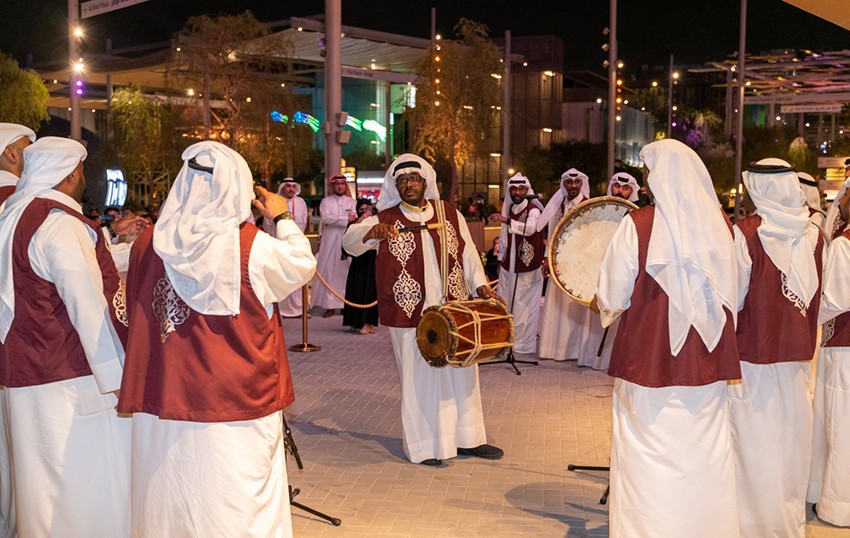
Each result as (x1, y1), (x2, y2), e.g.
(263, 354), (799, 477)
(396, 174), (425, 187)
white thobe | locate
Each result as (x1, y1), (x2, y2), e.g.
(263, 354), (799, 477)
(498, 200), (543, 354)
(808, 233), (850, 527)
(264, 196), (309, 316)
(0, 170), (17, 538)
(311, 194), (356, 310)
(729, 223), (818, 537)
(343, 204), (490, 463)
(597, 216), (740, 538)
(9, 190), (130, 538)
(538, 195), (608, 368)
(131, 219), (316, 538)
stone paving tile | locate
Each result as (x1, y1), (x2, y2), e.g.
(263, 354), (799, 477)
(282, 315), (844, 537)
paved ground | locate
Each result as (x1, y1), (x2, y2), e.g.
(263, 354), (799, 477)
(282, 314), (848, 537)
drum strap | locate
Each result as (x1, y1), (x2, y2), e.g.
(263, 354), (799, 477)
(435, 199), (450, 302)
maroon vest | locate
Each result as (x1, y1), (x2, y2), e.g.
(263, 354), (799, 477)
(117, 224), (294, 422)
(0, 186), (15, 205)
(607, 206), (742, 387)
(2, 198), (126, 388)
(375, 201), (470, 328)
(735, 215), (824, 363)
(822, 232), (850, 348)
(500, 202), (545, 273)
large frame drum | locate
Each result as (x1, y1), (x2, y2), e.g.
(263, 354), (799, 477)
(547, 196), (638, 306)
(416, 299), (514, 368)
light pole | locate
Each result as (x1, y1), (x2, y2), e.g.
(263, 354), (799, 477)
(68, 0), (82, 141)
(606, 0), (617, 179)
(666, 55), (676, 138)
(733, 0), (748, 221)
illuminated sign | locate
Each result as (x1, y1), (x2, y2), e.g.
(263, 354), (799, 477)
(293, 111), (321, 132)
(104, 169), (127, 207)
(363, 120), (387, 142)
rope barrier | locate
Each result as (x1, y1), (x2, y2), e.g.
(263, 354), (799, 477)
(313, 270), (378, 309)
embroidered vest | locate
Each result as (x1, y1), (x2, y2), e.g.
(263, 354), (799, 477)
(117, 224), (294, 422)
(500, 203), (545, 273)
(735, 215), (824, 363)
(2, 198), (126, 388)
(822, 232), (850, 348)
(607, 206), (742, 387)
(375, 200), (469, 328)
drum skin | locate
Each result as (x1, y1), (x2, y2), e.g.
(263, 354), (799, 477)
(416, 299), (513, 368)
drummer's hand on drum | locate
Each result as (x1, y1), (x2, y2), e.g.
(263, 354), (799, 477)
(541, 258), (550, 278)
(477, 285), (506, 305)
(363, 223), (398, 242)
(589, 295), (600, 314)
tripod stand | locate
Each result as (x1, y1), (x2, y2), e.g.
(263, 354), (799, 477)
(566, 463), (610, 505)
(482, 205), (539, 375)
(282, 415), (342, 526)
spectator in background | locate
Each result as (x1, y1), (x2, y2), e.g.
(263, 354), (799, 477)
(342, 198), (379, 334)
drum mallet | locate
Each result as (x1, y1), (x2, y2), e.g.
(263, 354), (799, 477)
(397, 222), (443, 233)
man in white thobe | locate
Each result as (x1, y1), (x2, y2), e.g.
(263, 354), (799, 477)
(808, 175), (850, 527)
(798, 171), (825, 230)
(606, 171), (640, 203)
(489, 173), (544, 355)
(538, 168), (607, 368)
(593, 139), (741, 537)
(824, 159), (850, 239)
(730, 159), (823, 537)
(0, 137), (130, 537)
(118, 141), (316, 537)
(265, 177), (309, 317)
(311, 174), (356, 317)
(342, 153), (503, 466)
(0, 123), (35, 538)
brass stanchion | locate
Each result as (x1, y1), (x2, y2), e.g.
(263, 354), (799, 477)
(289, 286), (320, 352)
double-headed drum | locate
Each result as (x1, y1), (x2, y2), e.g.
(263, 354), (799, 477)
(416, 299), (514, 368)
(548, 196), (638, 306)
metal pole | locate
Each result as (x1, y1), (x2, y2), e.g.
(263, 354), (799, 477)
(503, 30), (512, 180)
(384, 81), (392, 169)
(69, 0), (81, 141)
(324, 0), (342, 180)
(105, 38), (113, 140)
(724, 68), (733, 137)
(606, 0), (617, 179)
(431, 7), (436, 40)
(666, 54), (674, 138)
(289, 286), (320, 352)
(733, 0), (747, 221)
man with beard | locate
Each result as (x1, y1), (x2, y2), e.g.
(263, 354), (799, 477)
(311, 174), (356, 317)
(606, 172), (640, 203)
(343, 154), (503, 466)
(0, 124), (35, 204)
(538, 168), (607, 369)
(809, 174), (850, 527)
(489, 173), (544, 356)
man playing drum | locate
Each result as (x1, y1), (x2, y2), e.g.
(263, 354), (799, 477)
(489, 173), (544, 356)
(538, 168), (608, 369)
(342, 154), (503, 466)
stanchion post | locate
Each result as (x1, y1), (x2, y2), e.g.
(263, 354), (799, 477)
(289, 286), (320, 352)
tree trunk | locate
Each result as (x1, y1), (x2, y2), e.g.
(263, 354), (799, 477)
(203, 68), (211, 139)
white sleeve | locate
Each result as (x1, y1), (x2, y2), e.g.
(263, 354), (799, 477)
(733, 226), (752, 312)
(341, 215), (380, 257)
(457, 210), (489, 294)
(509, 207), (541, 237)
(596, 216), (639, 328)
(818, 236), (850, 325)
(248, 220), (317, 310)
(29, 213), (125, 394)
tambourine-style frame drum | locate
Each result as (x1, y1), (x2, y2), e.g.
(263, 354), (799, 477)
(547, 196), (638, 306)
(416, 299), (514, 368)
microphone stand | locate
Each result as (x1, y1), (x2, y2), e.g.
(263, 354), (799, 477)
(482, 199), (539, 375)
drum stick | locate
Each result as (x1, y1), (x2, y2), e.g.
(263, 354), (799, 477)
(398, 222), (444, 233)
(596, 327), (609, 357)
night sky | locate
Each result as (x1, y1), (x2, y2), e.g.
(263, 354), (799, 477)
(1, 0), (848, 76)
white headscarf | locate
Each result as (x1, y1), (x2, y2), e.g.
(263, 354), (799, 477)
(278, 177), (301, 197)
(0, 137), (87, 340)
(264, 177), (308, 234)
(824, 174), (850, 237)
(640, 138), (737, 356)
(153, 141), (254, 316)
(0, 123), (35, 152)
(796, 172), (822, 214)
(607, 172), (640, 202)
(743, 158), (818, 308)
(537, 168), (590, 232)
(376, 153), (440, 211)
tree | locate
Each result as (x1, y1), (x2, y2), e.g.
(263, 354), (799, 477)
(0, 53), (49, 129)
(110, 86), (183, 205)
(407, 19), (502, 200)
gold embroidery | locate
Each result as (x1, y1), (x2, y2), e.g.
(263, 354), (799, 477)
(387, 220), (422, 316)
(780, 272), (807, 317)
